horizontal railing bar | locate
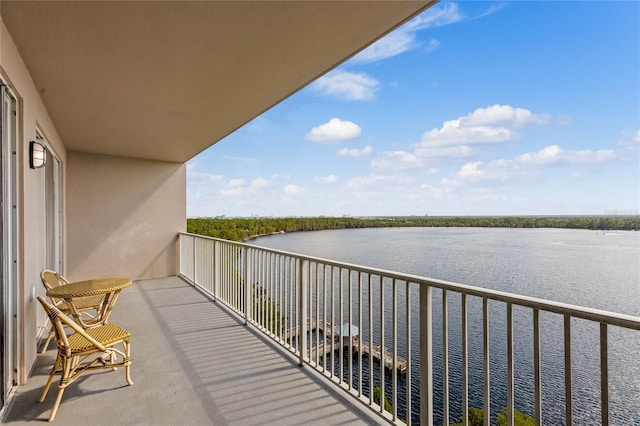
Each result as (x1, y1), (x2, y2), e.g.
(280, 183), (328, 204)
(181, 233), (640, 330)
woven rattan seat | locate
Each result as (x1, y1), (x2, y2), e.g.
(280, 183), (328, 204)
(67, 323), (131, 353)
(39, 270), (104, 352)
(37, 296), (133, 422)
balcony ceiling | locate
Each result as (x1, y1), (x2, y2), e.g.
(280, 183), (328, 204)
(1, 1), (435, 163)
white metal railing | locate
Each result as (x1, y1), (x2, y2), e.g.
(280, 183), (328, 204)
(178, 232), (640, 426)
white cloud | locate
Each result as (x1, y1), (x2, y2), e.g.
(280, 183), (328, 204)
(353, 3), (462, 63)
(419, 183), (453, 199)
(439, 142), (617, 191)
(186, 162), (224, 184)
(337, 145), (373, 157)
(315, 174), (338, 184)
(227, 178), (245, 188)
(444, 159), (522, 187)
(456, 161), (485, 180)
(405, 3), (464, 31)
(370, 144), (473, 173)
(459, 104), (550, 128)
(284, 184), (301, 196)
(306, 118), (362, 143)
(517, 145), (615, 164)
(561, 149), (616, 163)
(311, 71), (379, 101)
(414, 145), (473, 158)
(218, 187), (244, 197)
(420, 105), (550, 147)
(347, 174), (414, 189)
(251, 178), (269, 189)
(189, 171), (223, 184)
(423, 125), (516, 146)
(371, 150), (423, 170)
(617, 131), (640, 147)
(516, 145), (562, 164)
(353, 29), (417, 64)
(271, 173), (291, 180)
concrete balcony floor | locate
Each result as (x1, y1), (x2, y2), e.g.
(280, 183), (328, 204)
(3, 276), (384, 425)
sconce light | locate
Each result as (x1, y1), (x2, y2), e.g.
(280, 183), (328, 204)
(29, 141), (47, 169)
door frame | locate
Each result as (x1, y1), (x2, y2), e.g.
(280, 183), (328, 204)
(0, 81), (18, 409)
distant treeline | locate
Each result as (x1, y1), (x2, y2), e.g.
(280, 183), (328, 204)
(187, 216), (639, 242)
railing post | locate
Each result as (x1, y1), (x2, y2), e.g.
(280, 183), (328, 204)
(405, 282), (412, 425)
(462, 294), (469, 426)
(210, 241), (216, 301)
(244, 247), (250, 325)
(507, 303), (514, 426)
(178, 234), (183, 276)
(564, 315), (573, 426)
(392, 279), (398, 421)
(442, 290), (449, 426)
(483, 297), (490, 426)
(299, 259), (308, 366)
(420, 284), (433, 426)
(600, 323), (609, 426)
(213, 240), (219, 301)
(192, 234), (196, 284)
(533, 309), (542, 426)
(178, 234), (182, 276)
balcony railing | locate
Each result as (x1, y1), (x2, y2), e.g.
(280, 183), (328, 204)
(178, 232), (640, 426)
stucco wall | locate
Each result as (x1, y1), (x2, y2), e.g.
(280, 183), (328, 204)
(66, 152), (185, 282)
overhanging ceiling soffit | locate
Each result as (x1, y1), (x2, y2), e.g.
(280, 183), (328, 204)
(1, 1), (436, 163)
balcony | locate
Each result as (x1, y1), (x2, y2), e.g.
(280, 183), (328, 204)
(4, 275), (384, 425)
(3, 233), (640, 425)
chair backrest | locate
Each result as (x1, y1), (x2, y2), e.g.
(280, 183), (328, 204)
(40, 270), (70, 290)
(40, 270), (71, 309)
(36, 296), (107, 354)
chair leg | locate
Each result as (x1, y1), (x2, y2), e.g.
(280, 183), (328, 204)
(110, 350), (117, 371)
(48, 385), (66, 422)
(47, 357), (72, 422)
(123, 339), (133, 386)
(39, 326), (55, 353)
(39, 355), (62, 402)
(39, 375), (56, 403)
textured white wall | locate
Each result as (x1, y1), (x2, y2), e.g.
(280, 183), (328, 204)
(66, 152), (185, 282)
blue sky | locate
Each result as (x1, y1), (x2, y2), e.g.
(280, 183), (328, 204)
(187, 1), (639, 218)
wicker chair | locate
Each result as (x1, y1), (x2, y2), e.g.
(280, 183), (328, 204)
(39, 270), (104, 352)
(36, 296), (133, 422)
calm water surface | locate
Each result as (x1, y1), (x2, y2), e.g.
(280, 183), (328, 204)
(251, 228), (640, 425)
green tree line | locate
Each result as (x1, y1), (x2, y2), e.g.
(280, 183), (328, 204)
(187, 215), (639, 242)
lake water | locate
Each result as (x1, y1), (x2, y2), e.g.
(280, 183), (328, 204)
(251, 227), (640, 425)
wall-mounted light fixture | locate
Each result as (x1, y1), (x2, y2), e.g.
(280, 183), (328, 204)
(29, 140), (47, 169)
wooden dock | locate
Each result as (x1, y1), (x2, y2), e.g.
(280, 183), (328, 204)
(285, 319), (407, 374)
(284, 318), (336, 340)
